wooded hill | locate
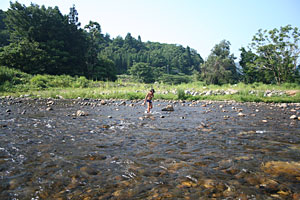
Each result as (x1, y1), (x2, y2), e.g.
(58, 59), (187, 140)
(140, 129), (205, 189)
(0, 2), (299, 85)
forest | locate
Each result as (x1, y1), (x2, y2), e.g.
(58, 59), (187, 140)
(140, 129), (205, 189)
(0, 2), (300, 87)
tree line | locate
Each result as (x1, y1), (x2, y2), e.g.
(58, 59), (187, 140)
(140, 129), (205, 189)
(0, 2), (299, 85)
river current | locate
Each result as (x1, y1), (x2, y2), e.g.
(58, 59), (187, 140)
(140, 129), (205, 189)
(0, 98), (299, 199)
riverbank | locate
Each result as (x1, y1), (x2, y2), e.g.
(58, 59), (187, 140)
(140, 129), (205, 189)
(1, 67), (300, 102)
(1, 84), (299, 103)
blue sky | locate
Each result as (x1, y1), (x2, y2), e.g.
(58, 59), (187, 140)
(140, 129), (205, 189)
(1, 0), (300, 60)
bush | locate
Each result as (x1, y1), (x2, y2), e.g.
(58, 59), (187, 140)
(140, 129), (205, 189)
(158, 74), (191, 85)
(177, 88), (186, 100)
(48, 75), (74, 88)
(74, 76), (89, 88)
(30, 75), (49, 88)
(0, 66), (31, 85)
(281, 82), (299, 89)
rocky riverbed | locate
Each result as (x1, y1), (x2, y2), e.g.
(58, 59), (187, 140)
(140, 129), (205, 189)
(0, 97), (300, 199)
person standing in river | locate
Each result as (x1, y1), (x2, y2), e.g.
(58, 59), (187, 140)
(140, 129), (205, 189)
(143, 89), (155, 113)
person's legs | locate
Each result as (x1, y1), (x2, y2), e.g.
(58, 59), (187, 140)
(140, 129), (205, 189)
(147, 102), (151, 113)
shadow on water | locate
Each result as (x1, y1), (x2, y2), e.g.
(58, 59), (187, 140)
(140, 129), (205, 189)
(0, 98), (300, 199)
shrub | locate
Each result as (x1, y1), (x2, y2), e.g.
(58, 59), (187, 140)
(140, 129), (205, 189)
(30, 75), (49, 88)
(177, 88), (186, 100)
(0, 66), (31, 85)
(74, 76), (89, 88)
(158, 74), (191, 85)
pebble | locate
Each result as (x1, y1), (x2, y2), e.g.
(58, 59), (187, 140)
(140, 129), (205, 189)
(290, 115), (297, 119)
(107, 116), (112, 118)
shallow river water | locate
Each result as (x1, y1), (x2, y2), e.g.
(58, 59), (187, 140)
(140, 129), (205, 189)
(0, 97), (300, 199)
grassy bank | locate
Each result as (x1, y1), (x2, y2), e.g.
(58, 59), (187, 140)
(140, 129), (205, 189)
(1, 66), (300, 103)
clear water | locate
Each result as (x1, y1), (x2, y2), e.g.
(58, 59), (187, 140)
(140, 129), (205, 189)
(0, 98), (299, 199)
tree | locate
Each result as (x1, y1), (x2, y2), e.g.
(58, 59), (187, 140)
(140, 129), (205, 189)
(128, 62), (155, 83)
(201, 40), (238, 85)
(0, 39), (47, 74)
(249, 25), (300, 84)
(68, 4), (80, 27)
(0, 2), (87, 76)
(0, 10), (9, 47)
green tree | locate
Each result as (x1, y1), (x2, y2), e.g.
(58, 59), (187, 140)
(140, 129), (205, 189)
(68, 4), (80, 27)
(249, 25), (300, 84)
(239, 47), (273, 83)
(0, 39), (47, 74)
(0, 2), (87, 76)
(128, 62), (154, 83)
(0, 10), (9, 47)
(201, 40), (238, 85)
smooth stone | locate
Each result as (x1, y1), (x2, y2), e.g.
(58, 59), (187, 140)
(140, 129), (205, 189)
(76, 110), (88, 116)
(162, 105), (174, 111)
(46, 107), (53, 111)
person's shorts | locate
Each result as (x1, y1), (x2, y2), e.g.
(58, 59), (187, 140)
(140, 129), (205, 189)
(146, 100), (152, 104)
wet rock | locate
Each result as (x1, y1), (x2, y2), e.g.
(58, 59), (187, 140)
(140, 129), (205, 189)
(100, 100), (107, 105)
(202, 179), (216, 189)
(119, 101), (126, 106)
(102, 124), (110, 129)
(46, 107), (53, 111)
(262, 120), (268, 123)
(237, 112), (245, 117)
(290, 115), (297, 119)
(47, 100), (54, 105)
(293, 193), (300, 200)
(223, 115), (229, 120)
(9, 179), (19, 190)
(177, 181), (196, 188)
(86, 153), (107, 161)
(259, 178), (279, 193)
(262, 161), (300, 177)
(279, 103), (288, 108)
(162, 105), (174, 111)
(107, 115), (112, 118)
(6, 109), (11, 113)
(76, 110), (88, 116)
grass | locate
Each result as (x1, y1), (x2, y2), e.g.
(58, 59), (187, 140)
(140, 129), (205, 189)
(0, 66), (299, 103)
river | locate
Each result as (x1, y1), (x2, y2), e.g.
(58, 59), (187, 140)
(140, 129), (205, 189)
(0, 97), (300, 199)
